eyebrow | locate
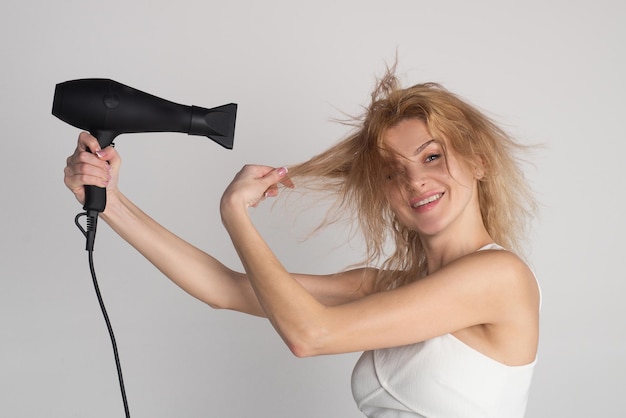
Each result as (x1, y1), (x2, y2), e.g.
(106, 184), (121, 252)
(414, 139), (437, 155)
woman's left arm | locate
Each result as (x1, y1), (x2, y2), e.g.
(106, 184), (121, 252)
(220, 165), (539, 358)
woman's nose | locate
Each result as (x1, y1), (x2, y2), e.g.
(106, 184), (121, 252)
(405, 165), (427, 189)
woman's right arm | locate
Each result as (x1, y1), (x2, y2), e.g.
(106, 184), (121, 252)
(64, 133), (373, 317)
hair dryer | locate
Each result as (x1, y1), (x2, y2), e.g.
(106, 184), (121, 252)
(52, 78), (237, 250)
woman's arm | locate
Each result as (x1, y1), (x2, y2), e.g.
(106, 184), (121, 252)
(64, 133), (373, 317)
(103, 190), (374, 314)
(220, 165), (540, 358)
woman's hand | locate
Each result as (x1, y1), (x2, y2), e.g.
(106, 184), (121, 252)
(64, 131), (121, 206)
(220, 164), (293, 217)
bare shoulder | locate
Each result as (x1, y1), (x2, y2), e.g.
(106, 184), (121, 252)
(448, 249), (540, 319)
(474, 249), (537, 295)
(442, 250), (540, 364)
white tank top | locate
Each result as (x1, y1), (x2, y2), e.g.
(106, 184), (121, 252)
(351, 244), (538, 418)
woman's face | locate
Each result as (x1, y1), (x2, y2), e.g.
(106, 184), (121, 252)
(383, 118), (481, 239)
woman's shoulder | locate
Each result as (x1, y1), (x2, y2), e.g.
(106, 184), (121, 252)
(455, 246), (539, 309)
(459, 245), (534, 282)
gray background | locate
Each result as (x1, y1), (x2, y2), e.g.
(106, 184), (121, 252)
(1, 0), (624, 417)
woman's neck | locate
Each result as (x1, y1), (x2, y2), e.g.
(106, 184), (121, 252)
(421, 226), (494, 274)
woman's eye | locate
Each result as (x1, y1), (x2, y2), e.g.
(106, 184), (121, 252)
(425, 153), (441, 163)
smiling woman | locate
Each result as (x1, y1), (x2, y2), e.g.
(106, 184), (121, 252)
(64, 63), (539, 418)
(288, 67), (536, 292)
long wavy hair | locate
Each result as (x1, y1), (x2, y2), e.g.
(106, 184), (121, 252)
(288, 65), (536, 291)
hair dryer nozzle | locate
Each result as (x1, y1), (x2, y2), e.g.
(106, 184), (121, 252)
(190, 103), (237, 149)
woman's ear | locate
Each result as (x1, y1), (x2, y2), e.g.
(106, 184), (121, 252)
(473, 154), (487, 180)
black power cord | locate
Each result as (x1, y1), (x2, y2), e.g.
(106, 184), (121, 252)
(75, 212), (131, 418)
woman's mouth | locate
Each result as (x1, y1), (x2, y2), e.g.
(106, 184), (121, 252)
(410, 193), (443, 209)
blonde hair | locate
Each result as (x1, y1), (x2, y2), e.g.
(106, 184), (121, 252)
(288, 66), (536, 291)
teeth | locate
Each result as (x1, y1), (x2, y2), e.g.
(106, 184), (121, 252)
(411, 193), (442, 208)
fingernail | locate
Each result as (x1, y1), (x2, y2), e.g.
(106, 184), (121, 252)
(277, 167), (288, 177)
(95, 150), (104, 158)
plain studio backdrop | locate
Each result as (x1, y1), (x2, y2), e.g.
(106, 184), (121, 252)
(1, 1), (624, 417)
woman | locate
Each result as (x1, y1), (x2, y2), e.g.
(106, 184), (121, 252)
(64, 67), (540, 417)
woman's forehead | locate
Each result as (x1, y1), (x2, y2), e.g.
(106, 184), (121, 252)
(382, 131), (444, 159)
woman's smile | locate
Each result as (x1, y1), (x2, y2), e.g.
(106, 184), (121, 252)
(410, 192), (445, 210)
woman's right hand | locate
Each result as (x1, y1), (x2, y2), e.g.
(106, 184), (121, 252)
(64, 131), (121, 207)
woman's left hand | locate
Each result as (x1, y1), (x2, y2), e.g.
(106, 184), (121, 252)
(220, 164), (293, 217)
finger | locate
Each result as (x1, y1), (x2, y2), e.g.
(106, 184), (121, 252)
(64, 158), (112, 188)
(94, 145), (120, 167)
(269, 167), (295, 190)
(279, 176), (295, 189)
(76, 132), (120, 165)
(66, 144), (114, 185)
(264, 184), (279, 198)
(258, 167), (294, 199)
(78, 131), (102, 153)
(69, 146), (111, 174)
(259, 166), (288, 185)
(65, 171), (110, 191)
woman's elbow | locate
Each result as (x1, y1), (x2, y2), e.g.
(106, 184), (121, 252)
(288, 340), (316, 358)
(285, 325), (330, 358)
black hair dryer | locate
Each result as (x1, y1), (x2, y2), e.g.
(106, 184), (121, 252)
(52, 78), (237, 250)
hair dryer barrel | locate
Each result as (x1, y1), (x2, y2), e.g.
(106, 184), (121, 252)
(52, 78), (236, 149)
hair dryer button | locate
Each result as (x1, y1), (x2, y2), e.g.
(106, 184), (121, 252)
(103, 94), (120, 109)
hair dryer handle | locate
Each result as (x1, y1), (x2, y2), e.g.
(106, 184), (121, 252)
(83, 130), (117, 213)
(84, 185), (106, 213)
